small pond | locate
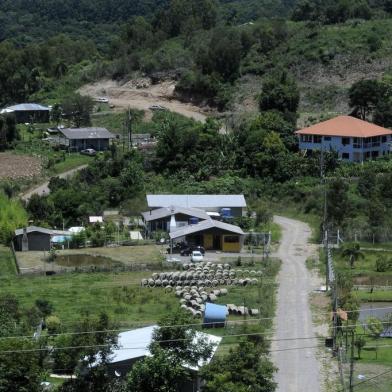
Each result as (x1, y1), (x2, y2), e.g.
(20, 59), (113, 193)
(359, 302), (392, 322)
(55, 254), (123, 268)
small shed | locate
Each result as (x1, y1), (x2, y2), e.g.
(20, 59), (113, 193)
(13, 226), (71, 251)
(59, 127), (115, 151)
(203, 303), (227, 328)
(0, 103), (50, 123)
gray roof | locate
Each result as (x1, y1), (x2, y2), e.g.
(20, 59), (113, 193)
(169, 219), (244, 239)
(14, 226), (70, 236)
(2, 103), (50, 112)
(59, 127), (115, 140)
(142, 206), (210, 222)
(147, 195), (247, 209)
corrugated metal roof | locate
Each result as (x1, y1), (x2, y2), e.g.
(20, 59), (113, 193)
(14, 226), (70, 236)
(60, 127), (115, 140)
(108, 325), (222, 371)
(3, 103), (50, 112)
(169, 219), (244, 239)
(142, 206), (210, 222)
(147, 194), (247, 208)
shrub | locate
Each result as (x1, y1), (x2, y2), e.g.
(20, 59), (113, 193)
(375, 256), (392, 272)
(46, 315), (61, 335)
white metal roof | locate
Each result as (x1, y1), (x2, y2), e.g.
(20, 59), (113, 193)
(169, 219), (244, 239)
(3, 103), (50, 111)
(108, 325), (222, 371)
(142, 206), (210, 222)
(14, 226), (70, 236)
(60, 127), (115, 140)
(147, 195), (247, 209)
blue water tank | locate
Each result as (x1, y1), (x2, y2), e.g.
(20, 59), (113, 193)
(189, 217), (199, 225)
(203, 302), (227, 328)
(221, 208), (232, 218)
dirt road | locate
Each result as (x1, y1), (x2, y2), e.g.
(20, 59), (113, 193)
(79, 79), (208, 123)
(272, 216), (321, 392)
(21, 165), (88, 202)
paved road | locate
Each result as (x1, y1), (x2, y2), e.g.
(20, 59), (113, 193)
(21, 164), (88, 201)
(272, 216), (320, 392)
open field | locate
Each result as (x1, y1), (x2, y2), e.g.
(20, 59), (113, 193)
(16, 245), (164, 272)
(0, 152), (42, 179)
(2, 245), (280, 346)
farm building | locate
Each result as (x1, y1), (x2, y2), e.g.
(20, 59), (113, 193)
(141, 206), (211, 236)
(146, 194), (247, 218)
(101, 325), (221, 391)
(296, 115), (392, 162)
(58, 127), (115, 151)
(0, 103), (50, 123)
(169, 219), (244, 252)
(13, 226), (71, 251)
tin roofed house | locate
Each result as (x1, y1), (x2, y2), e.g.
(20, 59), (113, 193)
(58, 127), (115, 152)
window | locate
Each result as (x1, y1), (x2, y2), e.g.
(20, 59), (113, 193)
(342, 153), (350, 160)
(301, 134), (312, 143)
(324, 136), (331, 141)
(382, 136), (387, 143)
(372, 151), (379, 158)
(224, 236), (239, 243)
(313, 135), (322, 144)
(353, 137), (362, 148)
(342, 137), (350, 146)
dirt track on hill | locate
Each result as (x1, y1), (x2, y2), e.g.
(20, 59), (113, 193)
(79, 79), (209, 122)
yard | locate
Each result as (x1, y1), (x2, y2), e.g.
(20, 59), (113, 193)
(0, 152), (42, 180)
(15, 244), (165, 273)
(1, 246), (280, 346)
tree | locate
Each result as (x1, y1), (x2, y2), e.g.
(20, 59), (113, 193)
(354, 336), (366, 359)
(366, 316), (383, 338)
(327, 178), (350, 228)
(348, 79), (382, 120)
(342, 243), (364, 269)
(126, 348), (187, 392)
(62, 93), (94, 127)
(259, 70), (299, 120)
(201, 340), (276, 392)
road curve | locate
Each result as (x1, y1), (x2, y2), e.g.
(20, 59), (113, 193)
(21, 164), (88, 202)
(272, 216), (320, 392)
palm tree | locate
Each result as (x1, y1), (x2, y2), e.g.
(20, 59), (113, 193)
(342, 242), (364, 269)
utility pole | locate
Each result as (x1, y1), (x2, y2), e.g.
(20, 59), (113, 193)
(349, 330), (355, 392)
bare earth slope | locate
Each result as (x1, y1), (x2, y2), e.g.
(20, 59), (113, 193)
(79, 79), (208, 122)
(272, 216), (321, 392)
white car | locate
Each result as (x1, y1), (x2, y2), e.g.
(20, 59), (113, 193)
(191, 251), (204, 263)
(96, 97), (109, 103)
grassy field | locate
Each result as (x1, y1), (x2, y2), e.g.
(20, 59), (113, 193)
(354, 290), (392, 302)
(1, 245), (280, 341)
(0, 246), (17, 277)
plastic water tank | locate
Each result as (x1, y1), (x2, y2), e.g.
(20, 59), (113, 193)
(189, 217), (199, 225)
(220, 208), (232, 218)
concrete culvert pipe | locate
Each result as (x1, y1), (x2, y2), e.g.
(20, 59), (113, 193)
(176, 291), (182, 297)
(161, 279), (168, 286)
(165, 285), (172, 293)
(148, 279), (155, 288)
(184, 294), (191, 301)
(159, 273), (166, 280)
(208, 294), (217, 302)
(155, 279), (162, 287)
(256, 271), (262, 277)
(194, 310), (202, 318)
(183, 264), (189, 270)
(180, 299), (187, 305)
(141, 279), (148, 287)
(220, 288), (228, 295)
(250, 270), (256, 276)
(251, 278), (258, 285)
(219, 279), (225, 285)
(250, 309), (259, 316)
(213, 290), (221, 296)
(224, 263), (231, 270)
(212, 280), (218, 287)
(196, 297), (203, 304)
(180, 304), (188, 310)
(201, 294), (208, 302)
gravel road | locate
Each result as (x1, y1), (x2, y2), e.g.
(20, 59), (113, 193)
(272, 215), (321, 392)
(21, 164), (88, 202)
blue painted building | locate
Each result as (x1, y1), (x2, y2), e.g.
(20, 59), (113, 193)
(296, 116), (392, 162)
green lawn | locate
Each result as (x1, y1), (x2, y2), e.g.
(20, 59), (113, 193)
(354, 290), (392, 302)
(51, 154), (91, 174)
(333, 249), (392, 286)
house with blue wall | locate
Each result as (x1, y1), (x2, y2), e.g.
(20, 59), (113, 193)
(296, 116), (392, 162)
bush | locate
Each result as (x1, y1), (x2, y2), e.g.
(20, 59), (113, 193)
(375, 256), (392, 272)
(46, 315), (61, 335)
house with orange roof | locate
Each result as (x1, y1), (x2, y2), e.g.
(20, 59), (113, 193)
(296, 116), (392, 162)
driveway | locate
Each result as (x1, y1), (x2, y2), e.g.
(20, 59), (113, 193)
(21, 164), (88, 201)
(272, 216), (321, 392)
